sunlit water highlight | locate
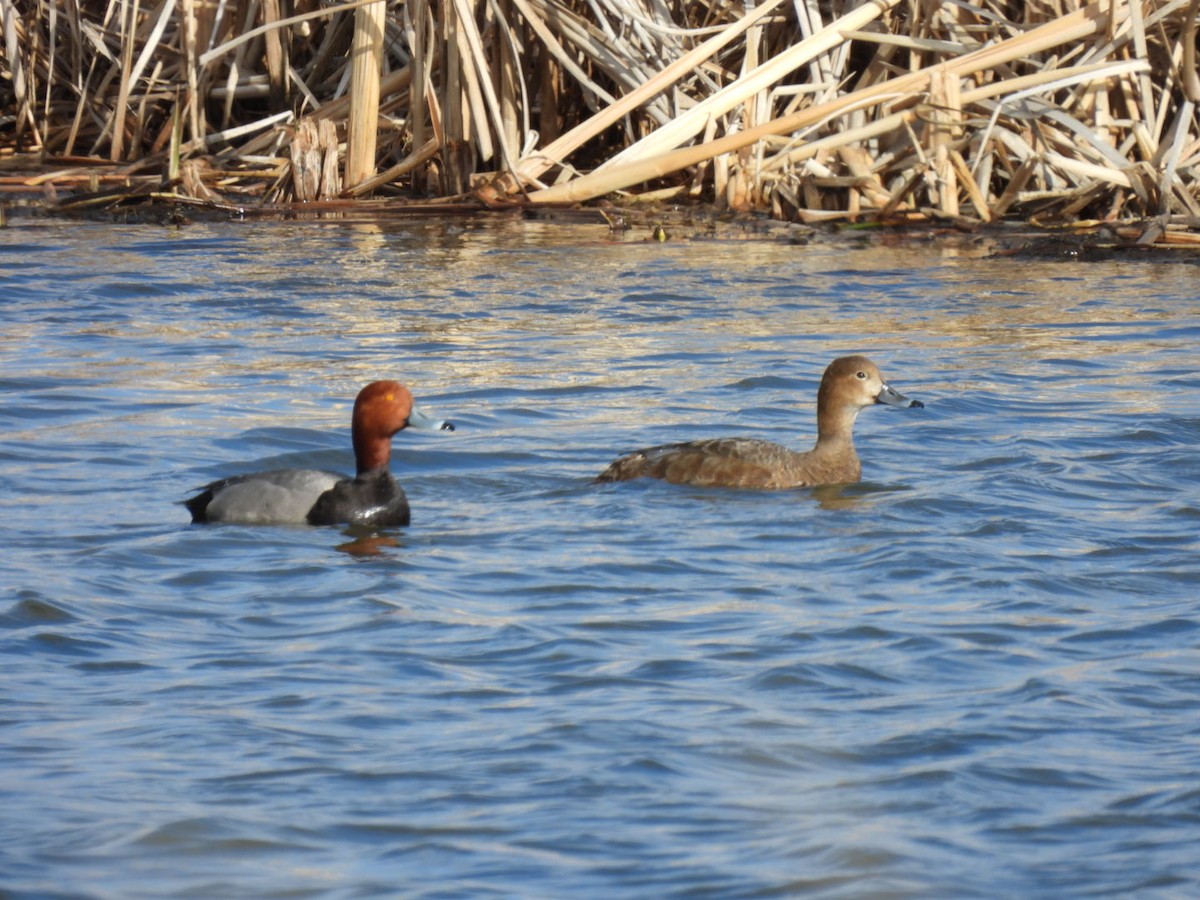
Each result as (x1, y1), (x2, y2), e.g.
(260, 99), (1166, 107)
(2, 217), (1198, 898)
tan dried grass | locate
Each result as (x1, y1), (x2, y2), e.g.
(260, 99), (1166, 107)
(1, 0), (1197, 235)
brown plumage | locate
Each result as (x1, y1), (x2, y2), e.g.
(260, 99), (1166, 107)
(595, 356), (922, 489)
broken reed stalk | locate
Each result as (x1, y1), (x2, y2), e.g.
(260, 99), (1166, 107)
(260, 0), (291, 110)
(345, 0), (386, 187)
(597, 0), (902, 172)
(3, 0), (1198, 231)
(504, 0), (791, 190)
(524, 0), (1118, 204)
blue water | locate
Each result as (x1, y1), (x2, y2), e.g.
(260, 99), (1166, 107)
(2, 217), (1198, 898)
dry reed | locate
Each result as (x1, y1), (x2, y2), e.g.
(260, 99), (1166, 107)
(2, 0), (1198, 236)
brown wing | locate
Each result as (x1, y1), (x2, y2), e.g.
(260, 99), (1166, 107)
(596, 438), (801, 489)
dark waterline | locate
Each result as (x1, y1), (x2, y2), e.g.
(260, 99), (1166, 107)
(2, 218), (1198, 898)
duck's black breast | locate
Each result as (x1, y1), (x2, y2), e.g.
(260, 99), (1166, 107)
(306, 468), (410, 527)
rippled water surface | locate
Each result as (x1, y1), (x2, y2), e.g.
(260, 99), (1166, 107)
(2, 217), (1199, 898)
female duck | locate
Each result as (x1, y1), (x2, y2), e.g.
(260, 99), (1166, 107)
(595, 356), (922, 489)
(185, 381), (453, 526)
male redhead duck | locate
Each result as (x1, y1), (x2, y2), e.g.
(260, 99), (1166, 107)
(595, 355), (922, 489)
(184, 381), (453, 526)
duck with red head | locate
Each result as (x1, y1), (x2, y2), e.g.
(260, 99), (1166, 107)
(184, 380), (454, 527)
(595, 356), (922, 490)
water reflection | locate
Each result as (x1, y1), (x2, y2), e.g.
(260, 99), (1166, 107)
(336, 532), (403, 557)
(1, 218), (1198, 899)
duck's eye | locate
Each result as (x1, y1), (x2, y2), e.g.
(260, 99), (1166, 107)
(856, 371), (867, 379)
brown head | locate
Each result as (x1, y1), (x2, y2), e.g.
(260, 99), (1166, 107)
(350, 380), (455, 474)
(815, 356), (921, 444)
(351, 381), (414, 474)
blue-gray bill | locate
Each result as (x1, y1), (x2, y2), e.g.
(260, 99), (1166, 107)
(877, 384), (923, 408)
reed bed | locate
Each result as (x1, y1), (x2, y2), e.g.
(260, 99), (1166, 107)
(3, 0), (1199, 237)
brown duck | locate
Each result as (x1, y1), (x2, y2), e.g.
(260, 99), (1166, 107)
(595, 356), (923, 489)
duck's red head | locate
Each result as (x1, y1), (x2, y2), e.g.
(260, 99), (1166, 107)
(351, 381), (414, 474)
